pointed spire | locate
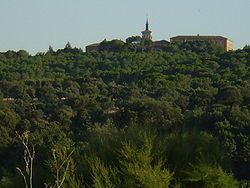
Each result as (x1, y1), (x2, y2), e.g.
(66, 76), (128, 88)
(142, 16), (152, 40)
(146, 18), (149, 30)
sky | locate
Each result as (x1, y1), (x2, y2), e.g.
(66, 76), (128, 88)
(0, 0), (250, 54)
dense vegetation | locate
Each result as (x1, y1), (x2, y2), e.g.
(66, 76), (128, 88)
(0, 40), (249, 187)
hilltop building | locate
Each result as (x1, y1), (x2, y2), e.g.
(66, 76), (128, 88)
(85, 43), (99, 53)
(85, 20), (234, 52)
(141, 19), (152, 40)
(170, 35), (233, 51)
(86, 19), (154, 52)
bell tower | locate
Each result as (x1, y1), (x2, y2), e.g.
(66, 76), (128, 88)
(141, 18), (152, 40)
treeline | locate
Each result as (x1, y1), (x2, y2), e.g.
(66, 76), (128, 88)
(0, 41), (249, 187)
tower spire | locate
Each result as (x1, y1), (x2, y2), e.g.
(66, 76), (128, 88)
(146, 18), (149, 30)
(142, 16), (152, 40)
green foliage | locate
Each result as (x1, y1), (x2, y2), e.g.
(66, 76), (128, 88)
(178, 40), (224, 55)
(0, 175), (23, 188)
(0, 108), (20, 149)
(99, 39), (126, 52)
(183, 163), (238, 188)
(126, 36), (142, 44)
(89, 157), (117, 188)
(0, 41), (249, 186)
(159, 132), (226, 179)
(118, 98), (183, 129)
(217, 86), (243, 105)
(119, 132), (172, 188)
(46, 139), (81, 188)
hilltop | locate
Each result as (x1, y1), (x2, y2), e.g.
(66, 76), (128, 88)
(0, 41), (249, 187)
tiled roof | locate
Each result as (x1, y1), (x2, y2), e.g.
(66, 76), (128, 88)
(86, 43), (100, 47)
(170, 35), (232, 41)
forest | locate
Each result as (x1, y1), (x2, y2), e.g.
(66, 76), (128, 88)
(0, 40), (249, 187)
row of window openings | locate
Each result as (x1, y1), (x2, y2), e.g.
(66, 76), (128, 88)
(181, 40), (224, 45)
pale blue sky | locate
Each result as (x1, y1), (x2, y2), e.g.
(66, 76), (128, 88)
(0, 0), (250, 53)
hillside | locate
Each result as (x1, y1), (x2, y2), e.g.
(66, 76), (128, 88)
(0, 41), (249, 187)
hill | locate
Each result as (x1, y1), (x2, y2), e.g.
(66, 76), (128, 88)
(0, 41), (249, 187)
